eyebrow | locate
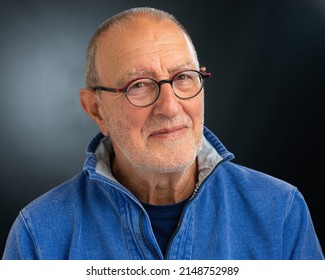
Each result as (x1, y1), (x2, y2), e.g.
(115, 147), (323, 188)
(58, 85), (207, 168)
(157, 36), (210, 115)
(119, 61), (198, 86)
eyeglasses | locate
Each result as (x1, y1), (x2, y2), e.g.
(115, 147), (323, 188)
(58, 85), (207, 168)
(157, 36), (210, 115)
(90, 69), (211, 107)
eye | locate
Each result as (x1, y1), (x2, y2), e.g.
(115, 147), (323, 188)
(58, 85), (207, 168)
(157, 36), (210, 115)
(173, 72), (198, 87)
(130, 81), (145, 89)
(128, 80), (150, 93)
(175, 73), (191, 81)
(127, 79), (156, 97)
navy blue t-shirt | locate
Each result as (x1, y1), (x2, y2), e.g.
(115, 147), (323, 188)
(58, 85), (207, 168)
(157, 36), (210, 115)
(142, 198), (188, 255)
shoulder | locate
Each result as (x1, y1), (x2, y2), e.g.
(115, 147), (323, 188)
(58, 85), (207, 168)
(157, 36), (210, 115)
(205, 160), (312, 225)
(206, 161), (301, 212)
(21, 171), (90, 221)
(219, 161), (296, 193)
(3, 171), (93, 259)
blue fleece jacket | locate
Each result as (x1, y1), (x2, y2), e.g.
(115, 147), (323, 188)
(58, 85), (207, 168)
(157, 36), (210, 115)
(2, 127), (324, 259)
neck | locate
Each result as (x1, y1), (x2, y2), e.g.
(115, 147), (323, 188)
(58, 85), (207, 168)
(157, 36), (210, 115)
(112, 158), (198, 205)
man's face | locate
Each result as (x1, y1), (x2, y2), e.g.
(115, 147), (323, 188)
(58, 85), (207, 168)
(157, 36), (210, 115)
(96, 17), (204, 174)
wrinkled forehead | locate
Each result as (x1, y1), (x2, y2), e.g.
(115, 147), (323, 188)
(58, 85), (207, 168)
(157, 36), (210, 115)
(95, 16), (198, 74)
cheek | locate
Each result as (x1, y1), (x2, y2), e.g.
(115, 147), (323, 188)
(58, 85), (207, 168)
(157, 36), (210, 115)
(107, 104), (151, 138)
(123, 107), (150, 129)
(187, 97), (205, 146)
(185, 95), (204, 125)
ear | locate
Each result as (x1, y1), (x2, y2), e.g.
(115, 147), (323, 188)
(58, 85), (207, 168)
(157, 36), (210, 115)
(79, 89), (109, 135)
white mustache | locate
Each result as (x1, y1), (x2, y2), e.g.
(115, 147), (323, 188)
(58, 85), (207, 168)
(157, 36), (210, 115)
(145, 116), (192, 135)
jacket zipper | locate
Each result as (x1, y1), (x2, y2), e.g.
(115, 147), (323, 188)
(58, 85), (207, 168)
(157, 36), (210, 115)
(139, 209), (161, 259)
(92, 176), (162, 259)
(164, 154), (233, 259)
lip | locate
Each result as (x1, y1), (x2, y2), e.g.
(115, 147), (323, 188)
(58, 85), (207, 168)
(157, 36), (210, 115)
(149, 125), (187, 137)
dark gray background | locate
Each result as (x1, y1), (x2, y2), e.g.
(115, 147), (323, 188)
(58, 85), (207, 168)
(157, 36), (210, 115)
(1, 0), (324, 256)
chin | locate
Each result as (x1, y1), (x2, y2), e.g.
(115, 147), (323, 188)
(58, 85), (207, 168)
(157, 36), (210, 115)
(141, 147), (198, 174)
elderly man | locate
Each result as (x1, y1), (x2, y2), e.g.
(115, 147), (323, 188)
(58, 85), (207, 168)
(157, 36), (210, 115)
(3, 7), (323, 259)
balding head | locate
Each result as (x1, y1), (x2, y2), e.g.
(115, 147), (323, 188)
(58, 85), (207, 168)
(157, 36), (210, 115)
(85, 7), (197, 88)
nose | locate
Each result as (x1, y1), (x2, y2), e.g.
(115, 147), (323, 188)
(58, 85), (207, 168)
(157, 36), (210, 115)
(152, 81), (182, 118)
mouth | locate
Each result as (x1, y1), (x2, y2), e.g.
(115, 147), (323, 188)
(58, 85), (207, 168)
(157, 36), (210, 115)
(149, 125), (187, 138)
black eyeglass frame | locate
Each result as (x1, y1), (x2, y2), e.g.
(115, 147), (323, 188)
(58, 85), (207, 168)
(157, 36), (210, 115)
(90, 69), (212, 107)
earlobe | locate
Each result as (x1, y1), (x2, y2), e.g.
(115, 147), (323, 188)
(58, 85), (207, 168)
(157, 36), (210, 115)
(79, 89), (108, 135)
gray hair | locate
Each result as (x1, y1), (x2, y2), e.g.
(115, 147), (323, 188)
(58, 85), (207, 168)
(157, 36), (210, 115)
(85, 7), (197, 88)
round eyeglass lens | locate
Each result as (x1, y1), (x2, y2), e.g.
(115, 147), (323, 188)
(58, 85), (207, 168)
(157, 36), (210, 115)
(172, 71), (203, 99)
(126, 79), (159, 106)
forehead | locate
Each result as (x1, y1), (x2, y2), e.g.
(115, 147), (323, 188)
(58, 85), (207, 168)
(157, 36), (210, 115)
(96, 17), (198, 81)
